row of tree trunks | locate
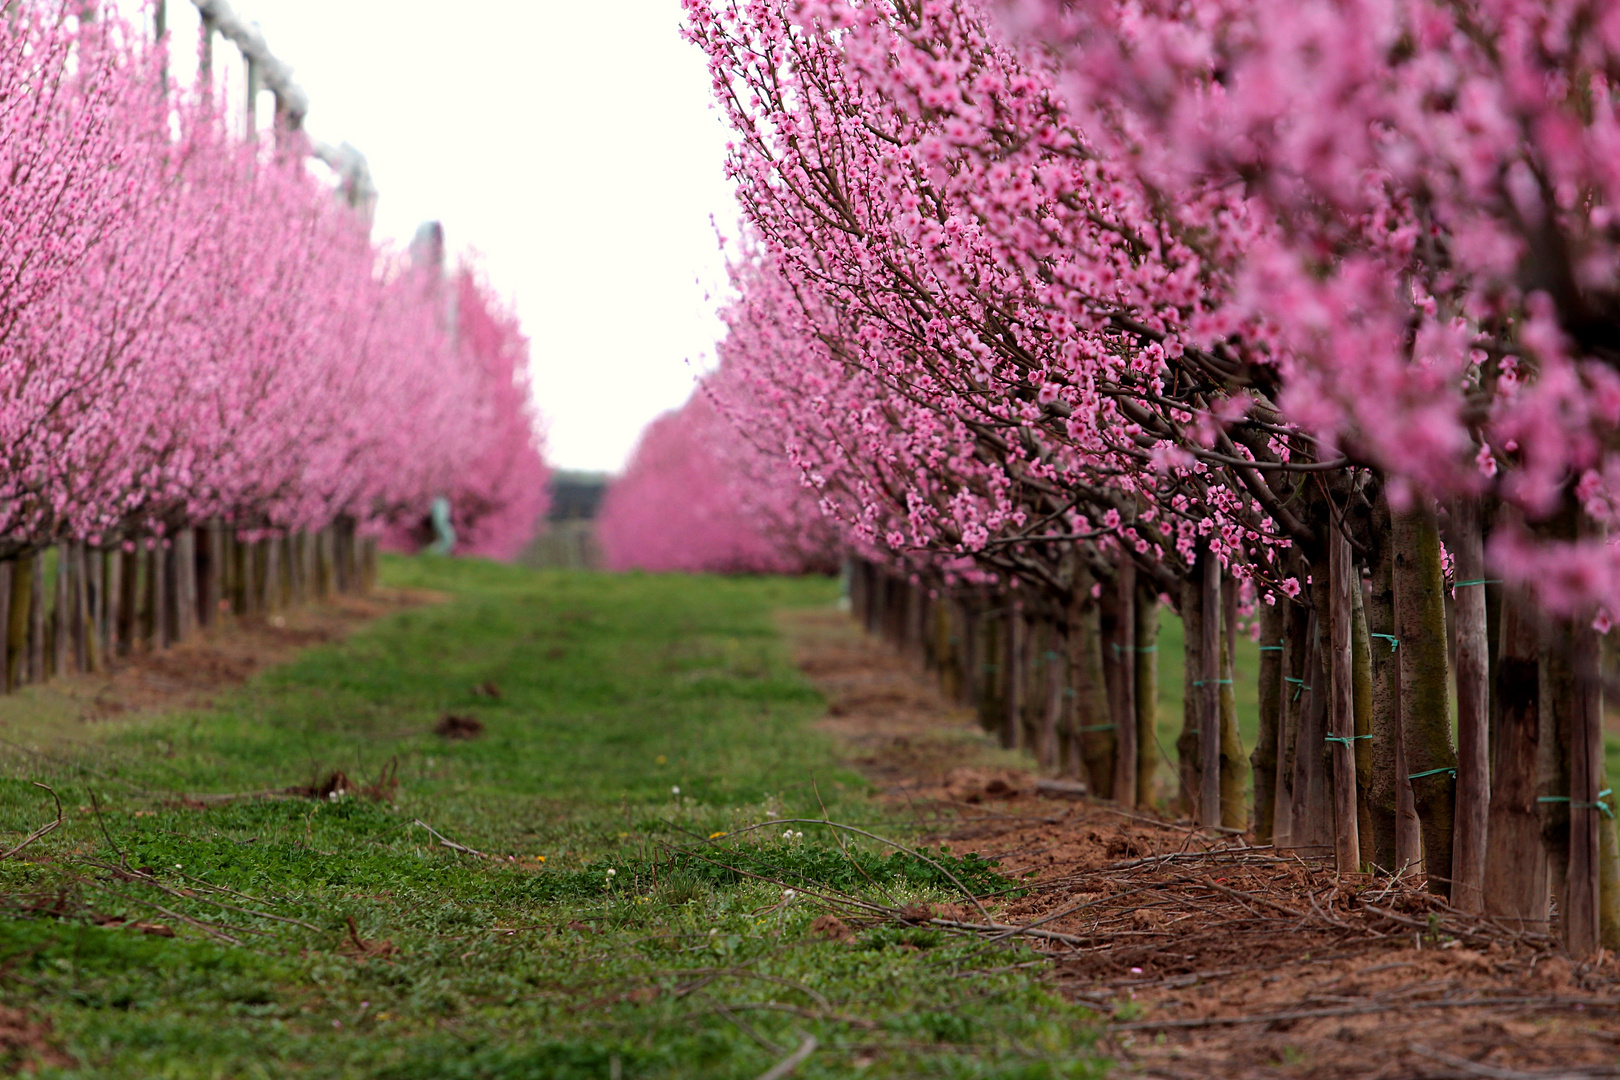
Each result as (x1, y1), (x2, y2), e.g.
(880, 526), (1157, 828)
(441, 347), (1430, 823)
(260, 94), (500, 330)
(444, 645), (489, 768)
(849, 557), (1163, 805)
(0, 525), (371, 694)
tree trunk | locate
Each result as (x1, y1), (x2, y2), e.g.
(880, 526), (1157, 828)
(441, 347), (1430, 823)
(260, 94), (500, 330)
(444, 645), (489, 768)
(1328, 528), (1363, 873)
(1111, 563), (1138, 807)
(1218, 586), (1245, 829)
(28, 553), (44, 681)
(84, 546), (102, 674)
(1394, 499), (1457, 897)
(148, 543), (170, 650)
(118, 547), (139, 656)
(1253, 601), (1287, 843)
(174, 529), (198, 642)
(1566, 614), (1604, 956)
(52, 546), (71, 677)
(199, 522), (221, 627)
(1135, 577), (1160, 809)
(1449, 497), (1491, 913)
(261, 538), (282, 615)
(1199, 551), (1222, 829)
(978, 610), (1003, 735)
(1072, 575), (1115, 798)
(0, 562), (12, 691)
(1178, 572), (1204, 818)
(1003, 604), (1023, 751)
(8, 555), (32, 688)
(1350, 571), (1377, 868)
(1274, 600), (1310, 847)
(1042, 623), (1065, 771)
(103, 546), (121, 661)
(1292, 619), (1334, 852)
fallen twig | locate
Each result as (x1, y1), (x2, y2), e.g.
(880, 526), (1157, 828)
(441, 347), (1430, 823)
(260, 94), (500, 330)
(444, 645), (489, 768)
(1110, 994), (1620, 1032)
(411, 818), (491, 859)
(756, 1035), (818, 1080)
(1409, 1042), (1618, 1079)
(0, 783), (62, 860)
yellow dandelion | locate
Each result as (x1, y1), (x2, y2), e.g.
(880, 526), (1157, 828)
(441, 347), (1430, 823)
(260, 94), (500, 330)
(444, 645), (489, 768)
(709, 831), (727, 839)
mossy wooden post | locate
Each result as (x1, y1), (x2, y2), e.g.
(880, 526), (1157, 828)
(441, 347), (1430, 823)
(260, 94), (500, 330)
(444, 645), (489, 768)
(1567, 615), (1604, 956)
(53, 545), (71, 677)
(1601, 795), (1620, 949)
(1449, 497), (1490, 912)
(117, 546), (138, 657)
(1002, 603), (1023, 750)
(1178, 572), (1205, 818)
(1219, 583), (1245, 829)
(1111, 562), (1138, 807)
(7, 555), (30, 689)
(1327, 528), (1363, 873)
(27, 552), (44, 681)
(1393, 499), (1457, 896)
(1369, 494), (1420, 874)
(1540, 612), (1575, 928)
(1198, 549), (1222, 829)
(1134, 577), (1160, 809)
(1252, 601), (1287, 842)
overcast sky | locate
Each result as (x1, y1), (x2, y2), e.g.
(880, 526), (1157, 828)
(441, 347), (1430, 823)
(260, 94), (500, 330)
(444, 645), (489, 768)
(139, 0), (735, 474)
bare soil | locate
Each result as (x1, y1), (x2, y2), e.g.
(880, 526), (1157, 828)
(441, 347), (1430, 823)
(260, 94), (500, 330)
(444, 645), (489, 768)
(783, 607), (1620, 1080)
(4, 588), (443, 733)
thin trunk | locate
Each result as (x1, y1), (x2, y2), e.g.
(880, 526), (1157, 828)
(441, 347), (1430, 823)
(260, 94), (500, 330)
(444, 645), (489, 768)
(261, 538), (282, 615)
(1274, 600), (1310, 847)
(1218, 594), (1245, 830)
(1328, 528), (1363, 873)
(85, 547), (102, 674)
(1134, 578), (1160, 809)
(0, 562), (12, 691)
(1041, 623), (1064, 770)
(1394, 499), (1457, 897)
(27, 553), (44, 683)
(1292, 618), (1334, 851)
(72, 542), (91, 673)
(174, 529), (198, 643)
(1253, 601), (1287, 843)
(1350, 572), (1377, 869)
(149, 543), (170, 650)
(1178, 573), (1204, 818)
(103, 546), (121, 661)
(1566, 614), (1603, 956)
(1199, 551), (1222, 829)
(118, 547), (139, 656)
(53, 546), (71, 677)
(1112, 563), (1138, 807)
(1072, 576), (1115, 798)
(1003, 604), (1023, 751)
(978, 611), (1003, 735)
(1449, 497), (1491, 913)
(361, 537), (378, 593)
(199, 522), (221, 627)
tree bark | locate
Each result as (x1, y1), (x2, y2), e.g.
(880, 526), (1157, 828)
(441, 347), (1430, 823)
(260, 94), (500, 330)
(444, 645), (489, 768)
(28, 553), (44, 681)
(1566, 614), (1604, 956)
(1199, 550), (1222, 829)
(103, 545), (121, 661)
(1135, 577), (1160, 809)
(1274, 599), (1310, 847)
(53, 546), (71, 677)
(0, 562), (13, 691)
(1178, 572), (1205, 818)
(1291, 619), (1334, 852)
(1003, 604), (1023, 751)
(1394, 499), (1457, 897)
(1111, 563), (1138, 807)
(118, 547), (139, 656)
(1253, 601), (1287, 843)
(1328, 528), (1363, 873)
(1350, 571), (1377, 868)
(1072, 575), (1115, 798)
(1449, 497), (1491, 913)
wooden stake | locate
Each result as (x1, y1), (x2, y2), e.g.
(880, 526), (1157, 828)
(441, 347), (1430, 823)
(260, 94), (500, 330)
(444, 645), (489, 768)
(1112, 562), (1138, 808)
(174, 529), (198, 642)
(1003, 604), (1023, 751)
(53, 546), (70, 677)
(1484, 581), (1549, 928)
(8, 554), (32, 689)
(1134, 577), (1160, 810)
(1567, 614), (1604, 956)
(118, 547), (138, 656)
(104, 545), (121, 661)
(0, 562), (12, 691)
(1253, 600), (1287, 842)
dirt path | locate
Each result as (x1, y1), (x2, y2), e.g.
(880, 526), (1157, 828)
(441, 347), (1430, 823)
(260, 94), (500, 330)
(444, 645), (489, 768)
(784, 607), (1620, 1080)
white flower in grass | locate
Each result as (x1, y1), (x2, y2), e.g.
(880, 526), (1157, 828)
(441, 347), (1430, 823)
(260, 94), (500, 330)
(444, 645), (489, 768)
(671, 785), (681, 796)
(606, 868), (616, 878)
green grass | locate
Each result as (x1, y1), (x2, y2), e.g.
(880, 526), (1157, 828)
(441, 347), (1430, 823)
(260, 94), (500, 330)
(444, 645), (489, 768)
(0, 559), (1105, 1079)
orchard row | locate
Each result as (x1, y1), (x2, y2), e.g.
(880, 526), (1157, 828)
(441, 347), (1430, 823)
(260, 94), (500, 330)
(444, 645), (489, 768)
(603, 0), (1620, 955)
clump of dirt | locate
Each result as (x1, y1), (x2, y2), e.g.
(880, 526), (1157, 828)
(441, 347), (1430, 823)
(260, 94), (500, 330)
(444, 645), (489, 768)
(434, 714), (485, 741)
(340, 916), (395, 960)
(810, 914), (855, 942)
(471, 681), (502, 700)
(782, 607), (1620, 1080)
(0, 1006), (73, 1073)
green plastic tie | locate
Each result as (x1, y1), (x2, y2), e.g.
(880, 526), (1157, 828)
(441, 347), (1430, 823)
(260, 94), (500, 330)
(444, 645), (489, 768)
(1539, 793), (1615, 818)
(1453, 579), (1502, 588)
(1258, 645), (1284, 652)
(1409, 767), (1457, 781)
(1077, 723), (1116, 733)
(1284, 677), (1305, 683)
(1326, 734), (1373, 748)
(1192, 679), (1233, 686)
(1370, 633), (1399, 650)
(982, 663), (999, 672)
(1043, 650), (1061, 661)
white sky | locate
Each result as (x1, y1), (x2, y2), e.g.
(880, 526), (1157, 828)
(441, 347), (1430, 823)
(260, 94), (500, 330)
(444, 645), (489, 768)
(126, 0), (735, 474)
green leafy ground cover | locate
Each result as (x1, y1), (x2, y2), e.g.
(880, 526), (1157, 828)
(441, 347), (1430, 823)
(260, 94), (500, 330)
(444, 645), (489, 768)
(0, 560), (1105, 1079)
